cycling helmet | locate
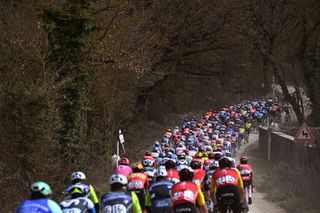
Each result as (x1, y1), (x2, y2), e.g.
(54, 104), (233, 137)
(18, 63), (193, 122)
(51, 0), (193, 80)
(30, 181), (52, 196)
(225, 150), (232, 157)
(144, 170), (155, 182)
(208, 152), (215, 159)
(119, 157), (130, 166)
(109, 174), (128, 185)
(71, 171), (86, 181)
(145, 151), (152, 156)
(213, 152), (222, 161)
(154, 141), (160, 146)
(177, 152), (186, 159)
(209, 161), (219, 170)
(159, 152), (166, 158)
(194, 152), (203, 159)
(132, 163), (143, 172)
(190, 159), (203, 169)
(202, 152), (208, 158)
(219, 157), (232, 169)
(178, 166), (194, 180)
(240, 156), (248, 164)
(142, 158), (154, 167)
(165, 159), (176, 169)
(156, 166), (168, 178)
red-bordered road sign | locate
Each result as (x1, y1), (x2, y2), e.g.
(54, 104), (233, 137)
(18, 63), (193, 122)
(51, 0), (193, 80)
(294, 122), (315, 143)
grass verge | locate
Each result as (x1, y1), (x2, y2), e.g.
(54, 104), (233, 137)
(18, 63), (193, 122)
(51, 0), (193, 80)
(247, 143), (320, 213)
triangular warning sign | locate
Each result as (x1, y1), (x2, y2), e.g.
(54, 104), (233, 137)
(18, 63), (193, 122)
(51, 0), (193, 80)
(294, 122), (315, 143)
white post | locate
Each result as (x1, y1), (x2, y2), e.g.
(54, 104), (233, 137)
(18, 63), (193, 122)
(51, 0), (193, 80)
(116, 139), (119, 167)
(268, 129), (271, 161)
(272, 75), (275, 99)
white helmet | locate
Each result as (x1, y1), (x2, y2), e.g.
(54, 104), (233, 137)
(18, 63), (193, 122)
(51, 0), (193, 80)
(71, 171), (86, 181)
(109, 174), (128, 185)
(142, 159), (154, 167)
(156, 166), (168, 178)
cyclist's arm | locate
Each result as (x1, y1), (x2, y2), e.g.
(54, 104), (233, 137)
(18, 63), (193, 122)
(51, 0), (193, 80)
(196, 186), (208, 213)
(47, 200), (63, 213)
(236, 170), (245, 202)
(131, 191), (142, 213)
(209, 176), (217, 205)
(89, 185), (100, 212)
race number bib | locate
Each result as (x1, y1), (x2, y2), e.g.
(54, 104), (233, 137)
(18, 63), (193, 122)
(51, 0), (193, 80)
(216, 175), (236, 186)
(103, 204), (127, 213)
(128, 180), (143, 190)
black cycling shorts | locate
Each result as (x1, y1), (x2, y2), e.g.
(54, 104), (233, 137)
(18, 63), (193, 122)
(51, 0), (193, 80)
(174, 203), (197, 213)
(216, 185), (241, 213)
(242, 179), (252, 188)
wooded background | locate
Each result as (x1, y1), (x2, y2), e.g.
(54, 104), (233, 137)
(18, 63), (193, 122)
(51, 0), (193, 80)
(1, 0), (320, 210)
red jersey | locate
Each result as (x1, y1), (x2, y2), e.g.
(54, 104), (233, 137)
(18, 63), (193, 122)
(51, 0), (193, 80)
(212, 168), (240, 188)
(193, 169), (206, 188)
(127, 172), (149, 190)
(171, 181), (199, 205)
(237, 164), (253, 182)
(167, 169), (180, 184)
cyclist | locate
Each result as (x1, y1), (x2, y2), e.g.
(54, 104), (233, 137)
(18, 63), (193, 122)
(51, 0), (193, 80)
(100, 174), (142, 213)
(65, 171), (100, 212)
(190, 158), (206, 189)
(165, 159), (180, 184)
(60, 184), (96, 213)
(128, 163), (149, 212)
(115, 157), (133, 177)
(146, 166), (173, 213)
(237, 156), (254, 205)
(171, 166), (208, 213)
(17, 181), (62, 213)
(210, 157), (244, 213)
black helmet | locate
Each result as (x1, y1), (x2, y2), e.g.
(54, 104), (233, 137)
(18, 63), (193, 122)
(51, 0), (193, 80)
(219, 157), (232, 169)
(178, 166), (194, 181)
(240, 156), (248, 164)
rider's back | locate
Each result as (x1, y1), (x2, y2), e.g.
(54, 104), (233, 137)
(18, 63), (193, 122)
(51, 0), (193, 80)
(17, 198), (62, 213)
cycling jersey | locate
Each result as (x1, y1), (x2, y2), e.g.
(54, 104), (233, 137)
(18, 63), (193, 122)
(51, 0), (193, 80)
(210, 168), (243, 194)
(17, 199), (62, 213)
(127, 173), (149, 190)
(100, 191), (141, 213)
(60, 197), (96, 213)
(237, 164), (253, 185)
(171, 181), (206, 213)
(192, 169), (206, 188)
(167, 169), (180, 184)
(115, 165), (133, 177)
(146, 181), (174, 213)
(65, 183), (99, 211)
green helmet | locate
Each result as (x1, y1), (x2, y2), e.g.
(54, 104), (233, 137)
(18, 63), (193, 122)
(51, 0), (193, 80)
(30, 181), (52, 196)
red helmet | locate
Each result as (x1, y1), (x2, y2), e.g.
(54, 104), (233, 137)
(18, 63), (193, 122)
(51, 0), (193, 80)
(119, 158), (130, 165)
(240, 156), (248, 164)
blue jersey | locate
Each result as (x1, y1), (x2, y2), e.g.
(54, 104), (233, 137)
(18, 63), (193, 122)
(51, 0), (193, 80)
(149, 181), (173, 213)
(17, 199), (62, 213)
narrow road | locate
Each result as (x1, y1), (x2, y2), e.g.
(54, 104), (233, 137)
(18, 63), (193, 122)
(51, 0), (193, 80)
(236, 133), (287, 213)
